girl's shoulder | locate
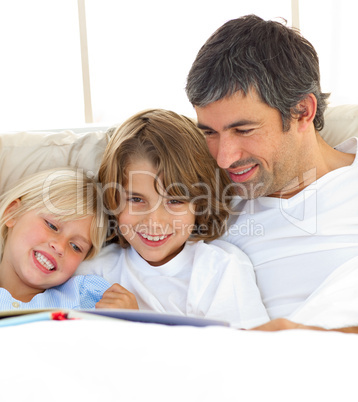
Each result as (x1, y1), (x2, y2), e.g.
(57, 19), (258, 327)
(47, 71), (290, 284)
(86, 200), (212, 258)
(71, 274), (110, 289)
(55, 275), (110, 309)
(51, 275), (110, 295)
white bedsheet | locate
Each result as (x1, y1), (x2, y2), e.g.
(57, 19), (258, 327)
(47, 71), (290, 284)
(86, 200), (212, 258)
(1, 319), (357, 402)
(290, 255), (358, 329)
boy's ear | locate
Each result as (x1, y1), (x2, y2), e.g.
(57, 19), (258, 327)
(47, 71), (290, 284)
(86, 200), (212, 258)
(4, 199), (21, 228)
(296, 93), (317, 132)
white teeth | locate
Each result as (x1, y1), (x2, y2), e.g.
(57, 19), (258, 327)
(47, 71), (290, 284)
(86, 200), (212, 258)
(235, 167), (253, 175)
(34, 251), (55, 271)
(140, 233), (167, 242)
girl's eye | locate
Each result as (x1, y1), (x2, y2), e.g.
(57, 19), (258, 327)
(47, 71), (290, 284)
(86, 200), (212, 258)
(70, 242), (82, 253)
(45, 220), (58, 231)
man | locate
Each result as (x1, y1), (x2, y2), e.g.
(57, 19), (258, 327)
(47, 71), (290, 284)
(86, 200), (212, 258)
(186, 14), (358, 332)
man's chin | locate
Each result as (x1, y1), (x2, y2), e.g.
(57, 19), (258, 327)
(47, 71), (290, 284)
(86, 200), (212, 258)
(232, 182), (269, 199)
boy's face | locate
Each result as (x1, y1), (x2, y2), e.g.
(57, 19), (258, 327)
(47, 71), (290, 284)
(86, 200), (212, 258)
(118, 159), (196, 266)
(2, 206), (92, 298)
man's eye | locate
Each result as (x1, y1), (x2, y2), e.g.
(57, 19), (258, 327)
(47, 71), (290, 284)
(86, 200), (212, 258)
(203, 130), (216, 136)
(235, 129), (253, 135)
(45, 220), (58, 231)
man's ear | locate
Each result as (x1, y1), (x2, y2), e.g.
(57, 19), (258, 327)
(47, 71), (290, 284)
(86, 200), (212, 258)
(4, 199), (21, 228)
(296, 93), (317, 132)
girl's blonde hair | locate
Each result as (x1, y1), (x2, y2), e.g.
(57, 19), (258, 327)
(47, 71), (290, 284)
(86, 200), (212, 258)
(0, 167), (107, 261)
(99, 109), (235, 247)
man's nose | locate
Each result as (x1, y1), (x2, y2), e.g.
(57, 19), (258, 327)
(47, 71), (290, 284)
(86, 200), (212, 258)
(215, 135), (244, 169)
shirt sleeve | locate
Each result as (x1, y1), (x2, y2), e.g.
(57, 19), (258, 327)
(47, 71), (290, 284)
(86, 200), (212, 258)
(78, 275), (111, 309)
(187, 240), (269, 329)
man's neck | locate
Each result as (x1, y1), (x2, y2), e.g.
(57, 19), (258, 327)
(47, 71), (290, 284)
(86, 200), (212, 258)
(270, 133), (355, 199)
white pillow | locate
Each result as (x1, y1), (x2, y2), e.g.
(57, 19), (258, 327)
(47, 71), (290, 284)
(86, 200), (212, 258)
(320, 104), (358, 147)
(0, 104), (357, 195)
(0, 129), (109, 194)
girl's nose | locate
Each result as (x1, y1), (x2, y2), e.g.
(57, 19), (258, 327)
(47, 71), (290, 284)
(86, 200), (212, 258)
(49, 239), (65, 256)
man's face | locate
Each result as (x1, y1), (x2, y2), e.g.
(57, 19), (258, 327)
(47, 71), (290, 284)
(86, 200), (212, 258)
(195, 90), (305, 199)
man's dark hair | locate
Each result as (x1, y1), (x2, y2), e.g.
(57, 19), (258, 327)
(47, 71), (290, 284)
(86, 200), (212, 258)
(186, 14), (330, 131)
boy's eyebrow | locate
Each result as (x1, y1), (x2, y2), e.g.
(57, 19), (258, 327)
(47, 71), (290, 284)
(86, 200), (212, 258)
(125, 190), (144, 197)
(197, 119), (257, 131)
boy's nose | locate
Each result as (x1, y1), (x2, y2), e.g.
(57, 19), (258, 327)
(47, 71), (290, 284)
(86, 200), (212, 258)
(141, 207), (167, 233)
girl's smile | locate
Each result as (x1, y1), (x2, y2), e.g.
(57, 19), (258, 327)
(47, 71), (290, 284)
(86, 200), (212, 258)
(0, 207), (93, 302)
(33, 250), (57, 273)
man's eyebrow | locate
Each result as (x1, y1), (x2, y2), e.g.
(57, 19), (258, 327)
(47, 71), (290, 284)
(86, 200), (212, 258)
(197, 119), (257, 131)
(225, 120), (257, 130)
(197, 122), (213, 130)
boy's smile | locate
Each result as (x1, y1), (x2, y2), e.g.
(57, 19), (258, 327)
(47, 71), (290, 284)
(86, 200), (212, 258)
(118, 159), (196, 266)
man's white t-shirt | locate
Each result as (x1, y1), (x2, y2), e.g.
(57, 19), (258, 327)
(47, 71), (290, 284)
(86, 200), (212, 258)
(223, 137), (358, 319)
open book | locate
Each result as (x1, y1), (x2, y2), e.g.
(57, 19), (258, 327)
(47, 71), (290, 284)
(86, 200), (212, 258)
(0, 308), (230, 328)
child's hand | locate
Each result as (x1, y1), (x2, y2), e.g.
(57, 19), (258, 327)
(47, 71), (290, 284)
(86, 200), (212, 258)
(96, 283), (139, 310)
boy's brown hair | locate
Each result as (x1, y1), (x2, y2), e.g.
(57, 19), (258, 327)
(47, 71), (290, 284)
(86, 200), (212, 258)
(99, 109), (235, 247)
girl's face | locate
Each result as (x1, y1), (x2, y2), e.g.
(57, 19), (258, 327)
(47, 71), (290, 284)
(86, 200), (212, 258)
(118, 159), (196, 266)
(1, 204), (93, 299)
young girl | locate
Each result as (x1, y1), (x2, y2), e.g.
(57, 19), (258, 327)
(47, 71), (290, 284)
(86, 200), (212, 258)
(77, 109), (269, 328)
(0, 167), (111, 310)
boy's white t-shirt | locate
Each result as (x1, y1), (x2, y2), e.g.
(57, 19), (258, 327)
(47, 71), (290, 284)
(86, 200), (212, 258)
(223, 137), (358, 319)
(76, 239), (269, 329)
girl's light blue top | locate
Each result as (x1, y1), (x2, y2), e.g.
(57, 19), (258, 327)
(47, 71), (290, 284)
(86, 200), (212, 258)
(0, 275), (110, 310)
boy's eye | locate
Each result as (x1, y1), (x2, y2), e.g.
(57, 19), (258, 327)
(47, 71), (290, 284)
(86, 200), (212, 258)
(168, 199), (184, 205)
(129, 197), (143, 203)
(167, 198), (189, 206)
(45, 220), (58, 231)
(70, 242), (82, 253)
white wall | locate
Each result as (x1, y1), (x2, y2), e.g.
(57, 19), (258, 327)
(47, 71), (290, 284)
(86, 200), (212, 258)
(2, 0), (357, 131)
